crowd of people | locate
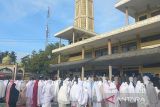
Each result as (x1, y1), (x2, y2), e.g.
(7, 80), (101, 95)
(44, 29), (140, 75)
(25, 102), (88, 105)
(0, 75), (159, 107)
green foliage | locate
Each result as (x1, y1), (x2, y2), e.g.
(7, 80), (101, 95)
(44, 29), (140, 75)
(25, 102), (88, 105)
(0, 51), (17, 64)
(21, 43), (68, 74)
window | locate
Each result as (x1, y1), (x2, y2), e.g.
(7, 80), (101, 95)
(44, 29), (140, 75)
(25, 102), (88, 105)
(95, 48), (107, 57)
(122, 42), (137, 52)
(143, 63), (160, 68)
(151, 9), (160, 17)
(85, 51), (92, 59)
(141, 34), (160, 43)
(128, 42), (137, 51)
(112, 46), (119, 54)
(139, 15), (147, 21)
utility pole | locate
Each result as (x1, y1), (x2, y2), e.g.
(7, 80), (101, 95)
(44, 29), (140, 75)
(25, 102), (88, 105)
(45, 7), (50, 49)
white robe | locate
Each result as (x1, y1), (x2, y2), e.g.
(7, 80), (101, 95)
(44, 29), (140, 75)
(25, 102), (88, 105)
(102, 80), (110, 107)
(135, 81), (149, 107)
(70, 82), (78, 107)
(75, 79), (85, 107)
(58, 80), (70, 105)
(119, 82), (129, 107)
(42, 80), (54, 107)
(108, 82), (119, 107)
(37, 80), (45, 106)
(54, 79), (61, 102)
(15, 80), (21, 91)
(128, 82), (137, 107)
(26, 80), (34, 107)
(92, 81), (103, 107)
(0, 80), (5, 98)
(83, 79), (92, 107)
(77, 81), (89, 107)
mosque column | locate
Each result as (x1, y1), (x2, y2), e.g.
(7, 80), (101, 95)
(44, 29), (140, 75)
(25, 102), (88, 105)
(125, 7), (129, 25)
(72, 30), (75, 43)
(136, 34), (141, 50)
(136, 34), (142, 75)
(108, 39), (112, 80)
(81, 46), (85, 80)
(57, 38), (61, 79)
(57, 54), (61, 79)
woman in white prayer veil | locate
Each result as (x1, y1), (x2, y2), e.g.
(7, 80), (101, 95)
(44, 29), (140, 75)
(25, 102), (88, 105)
(128, 77), (137, 107)
(143, 76), (158, 107)
(119, 82), (129, 107)
(76, 77), (89, 107)
(26, 80), (34, 107)
(108, 81), (119, 107)
(92, 79), (103, 107)
(70, 81), (78, 107)
(17, 80), (27, 106)
(75, 78), (83, 107)
(41, 80), (55, 107)
(58, 79), (70, 107)
(83, 77), (92, 107)
(135, 81), (149, 107)
(37, 80), (45, 106)
(102, 76), (109, 107)
(54, 78), (61, 102)
(155, 87), (160, 107)
(0, 80), (5, 99)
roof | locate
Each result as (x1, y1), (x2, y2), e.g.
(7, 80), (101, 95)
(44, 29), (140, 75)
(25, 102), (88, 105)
(115, 0), (160, 18)
(54, 26), (97, 40)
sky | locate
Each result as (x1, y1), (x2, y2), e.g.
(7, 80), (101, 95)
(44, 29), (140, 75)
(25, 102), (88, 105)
(0, 0), (133, 62)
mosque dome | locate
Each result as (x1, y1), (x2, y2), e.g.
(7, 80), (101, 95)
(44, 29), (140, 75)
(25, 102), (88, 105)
(2, 55), (12, 65)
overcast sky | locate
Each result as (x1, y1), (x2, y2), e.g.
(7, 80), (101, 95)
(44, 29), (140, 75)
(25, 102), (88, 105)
(0, 0), (133, 61)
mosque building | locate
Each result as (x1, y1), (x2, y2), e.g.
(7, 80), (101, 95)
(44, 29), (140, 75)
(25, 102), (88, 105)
(51, 0), (160, 80)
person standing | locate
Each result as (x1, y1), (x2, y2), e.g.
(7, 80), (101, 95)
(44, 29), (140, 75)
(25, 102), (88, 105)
(6, 80), (14, 107)
(32, 80), (39, 107)
(8, 83), (19, 107)
(41, 80), (55, 107)
(143, 76), (159, 107)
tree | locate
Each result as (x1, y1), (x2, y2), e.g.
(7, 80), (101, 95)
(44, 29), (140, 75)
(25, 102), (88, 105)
(21, 43), (68, 75)
(10, 51), (17, 64)
(0, 51), (17, 64)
